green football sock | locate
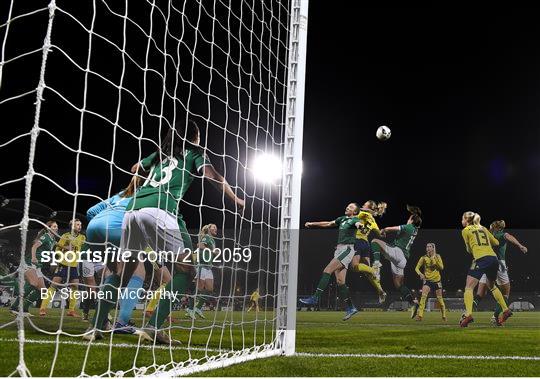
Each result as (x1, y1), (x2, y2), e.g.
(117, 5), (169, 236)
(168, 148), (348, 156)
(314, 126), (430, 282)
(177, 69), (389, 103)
(398, 285), (413, 303)
(196, 290), (209, 309)
(338, 284), (353, 308)
(11, 282), (33, 310)
(148, 272), (189, 328)
(370, 242), (382, 262)
(314, 272), (331, 299)
(23, 286), (41, 312)
(92, 274), (120, 329)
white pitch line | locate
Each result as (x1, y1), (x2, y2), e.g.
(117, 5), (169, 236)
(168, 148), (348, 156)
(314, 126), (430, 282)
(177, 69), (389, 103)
(296, 352), (540, 361)
(0, 337), (226, 353)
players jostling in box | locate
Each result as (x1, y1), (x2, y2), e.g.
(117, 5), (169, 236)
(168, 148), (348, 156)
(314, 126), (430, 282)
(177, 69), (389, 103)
(85, 119), (243, 344)
(371, 205), (422, 318)
(40, 219), (86, 318)
(350, 200), (388, 304)
(460, 212), (513, 327)
(474, 219), (527, 326)
(10, 220), (59, 317)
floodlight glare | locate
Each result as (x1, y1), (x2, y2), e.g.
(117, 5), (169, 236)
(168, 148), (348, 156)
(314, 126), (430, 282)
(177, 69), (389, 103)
(252, 153), (282, 183)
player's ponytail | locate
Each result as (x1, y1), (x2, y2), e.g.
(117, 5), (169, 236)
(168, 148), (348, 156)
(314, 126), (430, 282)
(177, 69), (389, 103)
(35, 220), (57, 242)
(490, 220), (506, 231)
(364, 200), (387, 217)
(407, 205), (422, 227)
(463, 211), (481, 227)
(375, 201), (387, 217)
(158, 119), (200, 162)
(122, 175), (142, 198)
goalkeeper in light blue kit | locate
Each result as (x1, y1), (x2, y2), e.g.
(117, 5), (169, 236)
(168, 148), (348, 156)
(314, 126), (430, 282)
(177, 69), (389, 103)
(83, 177), (148, 328)
(85, 119), (244, 345)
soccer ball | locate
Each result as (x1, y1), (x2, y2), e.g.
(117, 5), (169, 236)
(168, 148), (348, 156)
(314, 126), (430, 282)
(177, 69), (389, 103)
(376, 125), (391, 141)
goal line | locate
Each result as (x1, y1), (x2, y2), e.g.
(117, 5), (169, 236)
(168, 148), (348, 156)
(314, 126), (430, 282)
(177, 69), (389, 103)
(296, 352), (540, 361)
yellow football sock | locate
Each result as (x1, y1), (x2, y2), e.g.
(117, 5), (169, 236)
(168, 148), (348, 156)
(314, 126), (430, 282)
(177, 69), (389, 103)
(356, 264), (384, 294)
(69, 289), (77, 311)
(418, 294), (427, 318)
(464, 288), (474, 316)
(437, 296), (446, 318)
(146, 284), (166, 313)
(367, 275), (384, 295)
(356, 263), (375, 275)
(40, 287), (56, 310)
(490, 286), (508, 312)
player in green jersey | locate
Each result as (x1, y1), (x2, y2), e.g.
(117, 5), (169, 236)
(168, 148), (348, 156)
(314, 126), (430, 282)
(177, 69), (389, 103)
(11, 220), (58, 317)
(371, 205), (422, 318)
(86, 119), (244, 344)
(300, 203), (361, 321)
(186, 223), (217, 319)
(475, 219), (527, 325)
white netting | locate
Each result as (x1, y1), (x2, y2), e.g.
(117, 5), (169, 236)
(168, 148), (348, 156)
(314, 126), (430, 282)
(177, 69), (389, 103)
(0, 0), (305, 376)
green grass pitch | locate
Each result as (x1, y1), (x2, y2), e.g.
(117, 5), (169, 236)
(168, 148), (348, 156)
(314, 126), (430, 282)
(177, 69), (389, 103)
(0, 309), (538, 376)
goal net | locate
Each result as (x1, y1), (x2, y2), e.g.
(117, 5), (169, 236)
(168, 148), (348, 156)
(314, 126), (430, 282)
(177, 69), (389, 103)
(0, 0), (307, 376)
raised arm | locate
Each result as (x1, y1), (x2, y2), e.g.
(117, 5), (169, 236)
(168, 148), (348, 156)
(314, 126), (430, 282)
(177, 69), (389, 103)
(305, 221), (336, 228)
(203, 165), (245, 209)
(504, 232), (528, 253)
(382, 226), (401, 233)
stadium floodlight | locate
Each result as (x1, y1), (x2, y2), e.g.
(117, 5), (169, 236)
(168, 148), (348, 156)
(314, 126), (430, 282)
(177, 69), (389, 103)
(0, 0), (309, 376)
(253, 153), (283, 183)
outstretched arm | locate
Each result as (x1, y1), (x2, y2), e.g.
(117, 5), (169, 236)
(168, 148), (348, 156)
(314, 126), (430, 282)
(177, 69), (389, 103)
(381, 226), (400, 237)
(504, 232), (528, 253)
(305, 221), (335, 228)
(203, 165), (245, 209)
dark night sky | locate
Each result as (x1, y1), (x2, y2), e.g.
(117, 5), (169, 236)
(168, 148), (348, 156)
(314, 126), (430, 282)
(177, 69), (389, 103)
(1, 4), (539, 231)
(301, 6), (540, 229)
(0, 4), (538, 290)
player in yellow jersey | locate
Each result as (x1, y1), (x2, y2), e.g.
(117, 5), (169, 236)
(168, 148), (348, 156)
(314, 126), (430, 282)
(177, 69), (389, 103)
(40, 219), (85, 317)
(247, 288), (260, 312)
(350, 200), (387, 303)
(460, 211), (512, 327)
(414, 243), (446, 321)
